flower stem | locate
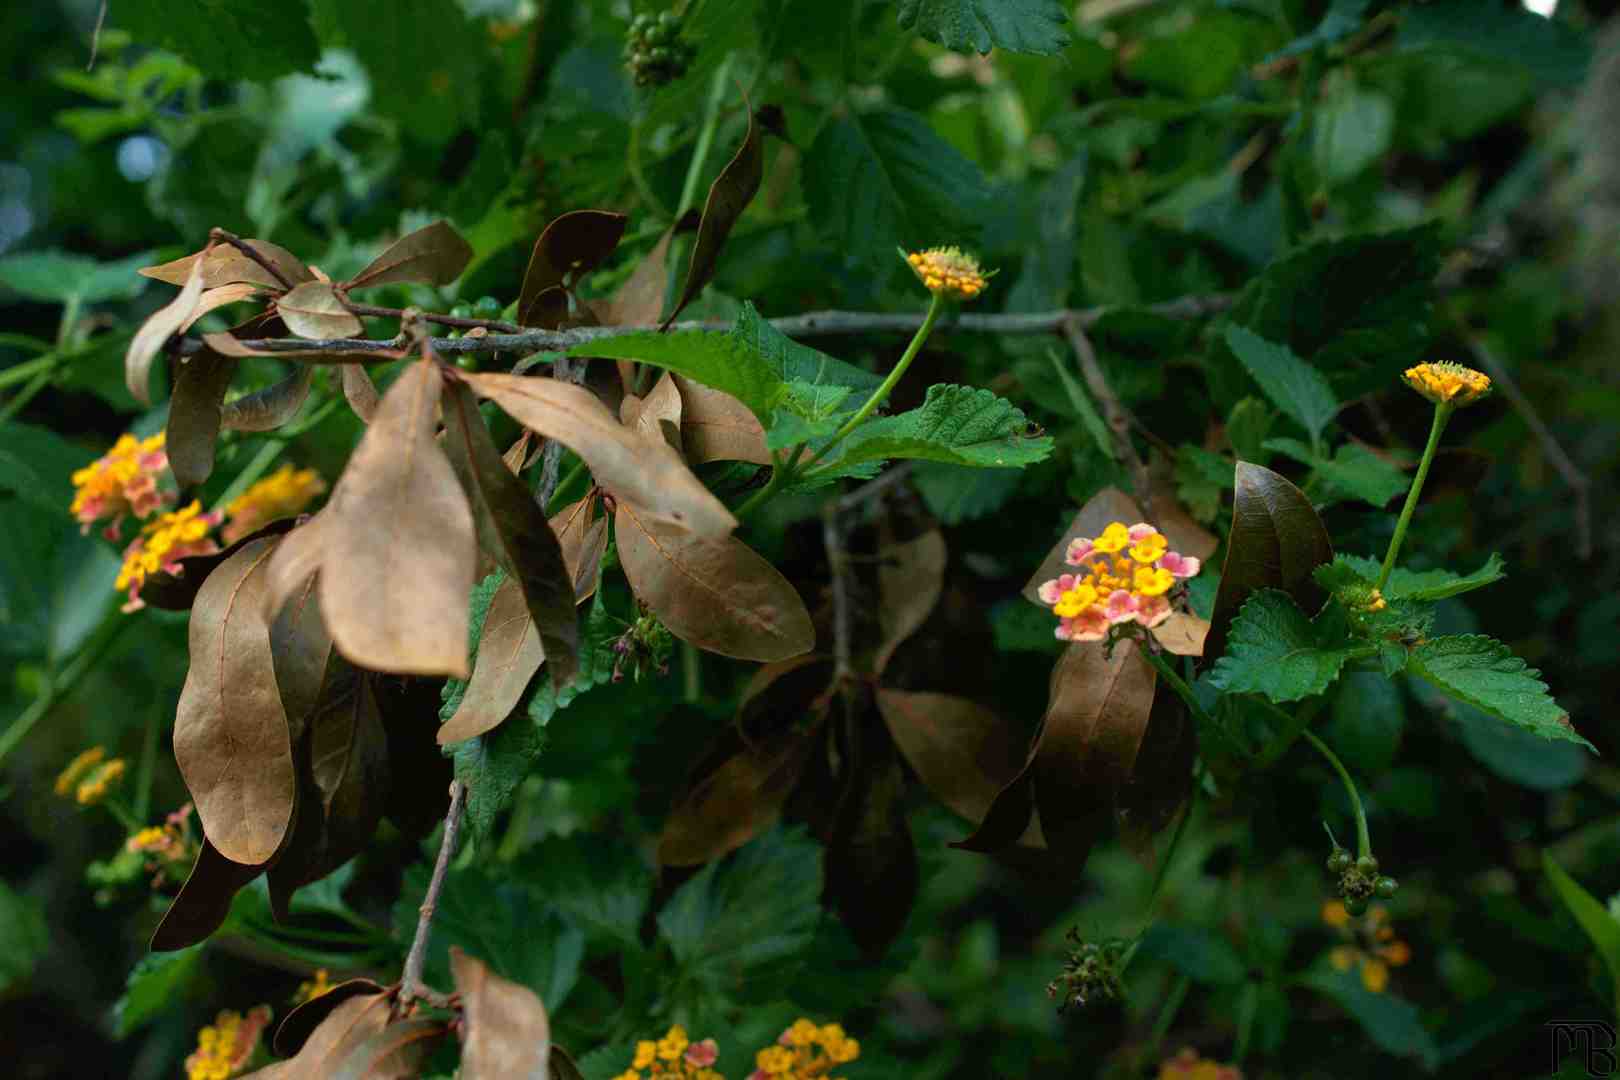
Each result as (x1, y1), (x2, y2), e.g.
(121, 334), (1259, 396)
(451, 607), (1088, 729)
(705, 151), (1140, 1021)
(1376, 401), (1453, 593)
(733, 453), (790, 522)
(0, 604), (130, 765)
(803, 291), (948, 474)
(1300, 729), (1371, 859)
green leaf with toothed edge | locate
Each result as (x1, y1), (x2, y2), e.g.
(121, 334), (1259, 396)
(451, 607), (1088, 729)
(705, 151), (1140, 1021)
(894, 0), (1072, 56)
(817, 384), (1054, 471)
(1209, 590), (1366, 703)
(1407, 635), (1591, 750)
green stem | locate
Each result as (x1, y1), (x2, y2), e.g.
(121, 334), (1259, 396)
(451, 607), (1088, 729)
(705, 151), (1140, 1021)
(1376, 401), (1453, 593)
(1233, 981), (1259, 1063)
(0, 351), (58, 391)
(681, 639), (701, 703)
(1138, 645), (1211, 726)
(0, 606), (130, 765)
(1143, 772), (1200, 917)
(545, 457), (589, 516)
(1301, 729), (1371, 859)
(802, 291), (948, 475)
(214, 439), (287, 513)
(676, 55), (737, 218)
(0, 368), (53, 424)
(733, 455), (789, 522)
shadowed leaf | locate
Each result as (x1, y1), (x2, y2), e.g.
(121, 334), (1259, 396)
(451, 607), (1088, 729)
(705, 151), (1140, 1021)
(616, 501), (814, 662)
(244, 991), (394, 1078)
(874, 529), (947, 675)
(346, 221), (473, 290)
(551, 498), (608, 603)
(323, 358), (477, 677)
(634, 371), (685, 452)
(173, 538), (297, 865)
(519, 210), (629, 326)
(451, 948), (552, 1080)
(141, 240), (313, 290)
(825, 734), (918, 955)
(268, 574), (333, 745)
(438, 576), (544, 745)
(377, 677), (455, 838)
(262, 511), (332, 623)
(465, 372), (735, 537)
(127, 251), (206, 404)
(278, 281), (364, 339)
(443, 379), (578, 686)
(341, 364), (379, 422)
(273, 979), (387, 1057)
(876, 690), (1032, 840)
(593, 226), (674, 327)
(167, 350), (238, 487)
(674, 375), (770, 464)
(664, 101), (764, 328)
(150, 840), (267, 951)
(550, 1047), (586, 1080)
(1118, 685), (1196, 848)
(221, 367), (315, 432)
(331, 1018), (449, 1080)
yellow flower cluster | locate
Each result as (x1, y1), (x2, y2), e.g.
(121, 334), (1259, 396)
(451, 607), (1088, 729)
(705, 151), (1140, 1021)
(749, 1019), (859, 1080)
(903, 246), (990, 300)
(613, 1025), (722, 1080)
(1157, 1047), (1243, 1079)
(184, 1005), (272, 1080)
(1323, 901), (1411, 993)
(1402, 361), (1491, 407)
(70, 432), (173, 537)
(116, 500), (223, 612)
(55, 746), (128, 805)
(1037, 521), (1200, 642)
(125, 802), (196, 887)
(223, 464), (326, 544)
(292, 969), (333, 1006)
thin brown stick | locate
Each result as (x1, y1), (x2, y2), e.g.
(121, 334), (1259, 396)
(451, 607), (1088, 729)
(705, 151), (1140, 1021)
(209, 228), (296, 292)
(1063, 316), (1153, 517)
(342, 301), (523, 335)
(400, 779), (467, 1009)
(822, 464), (916, 683)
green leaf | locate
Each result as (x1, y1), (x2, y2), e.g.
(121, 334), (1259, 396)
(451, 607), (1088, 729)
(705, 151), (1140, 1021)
(1314, 553), (1506, 603)
(1408, 635), (1591, 750)
(1313, 85), (1394, 184)
(1226, 397), (1273, 464)
(657, 826), (823, 997)
(803, 108), (992, 260)
(452, 721), (544, 850)
(1302, 970), (1438, 1067)
(1267, 438), (1408, 508)
(893, 0), (1071, 56)
(113, 945), (204, 1037)
(1400, 0), (1590, 90)
(1135, 924), (1245, 985)
(1224, 326), (1339, 446)
(913, 461), (1022, 525)
(523, 587), (621, 729)
(0, 421), (95, 512)
(1325, 672), (1405, 774)
(115, 1), (320, 82)
(1264, 0), (1370, 62)
(821, 384), (1053, 470)
(0, 879), (48, 993)
(1209, 590), (1363, 703)
(1543, 854), (1620, 1014)
(1454, 701), (1587, 791)
(0, 249), (154, 306)
(517, 837), (651, 949)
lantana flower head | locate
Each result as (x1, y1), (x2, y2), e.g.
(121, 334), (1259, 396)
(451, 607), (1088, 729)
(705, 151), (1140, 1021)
(222, 464), (326, 544)
(615, 1025), (723, 1080)
(116, 499), (224, 612)
(1322, 900), (1411, 993)
(184, 1005), (273, 1080)
(57, 747), (128, 806)
(748, 1017), (859, 1078)
(70, 431), (173, 537)
(1037, 521), (1201, 641)
(901, 246), (992, 300)
(1402, 361), (1491, 407)
(1157, 1047), (1243, 1080)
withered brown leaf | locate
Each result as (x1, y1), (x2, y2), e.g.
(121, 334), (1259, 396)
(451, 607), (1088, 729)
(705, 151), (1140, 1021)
(221, 366), (316, 432)
(616, 500), (814, 662)
(173, 537), (297, 865)
(150, 840), (270, 951)
(465, 372), (735, 537)
(340, 364), (380, 422)
(875, 690), (1033, 841)
(874, 529), (947, 675)
(663, 101), (764, 328)
(673, 375), (769, 465)
(166, 349), (238, 487)
(141, 240), (313, 290)
(181, 282), (261, 334)
(321, 358), (477, 677)
(245, 990), (393, 1078)
(330, 1018), (449, 1080)
(634, 371), (685, 453)
(262, 511), (332, 623)
(592, 226), (673, 327)
(518, 210), (629, 326)
(345, 221), (474, 291)
(127, 251), (207, 404)
(451, 947), (552, 1080)
(551, 498), (608, 603)
(273, 979), (388, 1058)
(437, 576), (544, 746)
(278, 281), (364, 339)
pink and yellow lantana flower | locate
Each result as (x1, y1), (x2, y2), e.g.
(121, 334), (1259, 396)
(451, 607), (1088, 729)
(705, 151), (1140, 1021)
(1036, 521), (1201, 641)
(70, 432), (173, 537)
(183, 1005), (273, 1080)
(115, 500), (223, 612)
(222, 464), (326, 544)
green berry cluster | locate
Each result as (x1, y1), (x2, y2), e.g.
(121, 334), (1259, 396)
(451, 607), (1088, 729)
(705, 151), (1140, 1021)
(624, 11), (696, 88)
(1326, 847), (1398, 915)
(1047, 929), (1127, 1013)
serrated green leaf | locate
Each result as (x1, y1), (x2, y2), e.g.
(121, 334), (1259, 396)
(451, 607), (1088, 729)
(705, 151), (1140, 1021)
(1408, 635), (1590, 749)
(820, 384), (1053, 470)
(516, 836), (652, 949)
(1543, 854), (1620, 1014)
(452, 721), (545, 849)
(1209, 590), (1365, 703)
(1225, 326), (1339, 446)
(1267, 438), (1408, 509)
(894, 0), (1071, 55)
(1316, 553), (1506, 603)
(113, 944), (203, 1037)
(116, 0), (320, 82)
(524, 587), (621, 729)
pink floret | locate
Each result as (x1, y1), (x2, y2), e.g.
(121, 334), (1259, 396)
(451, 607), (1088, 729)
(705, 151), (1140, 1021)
(1064, 538), (1094, 565)
(1158, 551), (1201, 578)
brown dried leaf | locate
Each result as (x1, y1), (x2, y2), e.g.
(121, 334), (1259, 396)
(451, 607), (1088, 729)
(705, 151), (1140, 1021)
(141, 240), (314, 290)
(551, 498), (607, 603)
(245, 991), (394, 1078)
(150, 840), (268, 951)
(345, 221), (474, 290)
(221, 366), (315, 432)
(664, 101), (764, 328)
(825, 741), (918, 956)
(442, 379), (579, 686)
(518, 210), (629, 326)
(451, 947), (551, 1080)
(593, 227), (673, 327)
(322, 358), (477, 677)
(278, 281), (364, 339)
(673, 375), (769, 465)
(1149, 611), (1209, 657)
(1021, 487), (1142, 605)
(1118, 687), (1196, 849)
(616, 501), (814, 662)
(329, 1019), (449, 1080)
(262, 511), (333, 623)
(269, 574), (333, 745)
(876, 690), (1026, 831)
(437, 576), (544, 745)
(341, 364), (379, 423)
(127, 252), (207, 405)
(141, 519), (299, 612)
(635, 371), (685, 452)
(273, 980), (388, 1058)
(167, 350), (238, 487)
(874, 529), (946, 675)
(465, 372), (736, 537)
(173, 538), (297, 865)
(180, 282), (262, 334)
(502, 431), (534, 475)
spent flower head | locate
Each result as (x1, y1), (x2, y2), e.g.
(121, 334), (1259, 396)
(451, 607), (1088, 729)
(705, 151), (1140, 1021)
(116, 500), (223, 612)
(901, 246), (992, 301)
(1322, 900), (1411, 993)
(70, 431), (173, 537)
(222, 464), (326, 544)
(1036, 521), (1201, 642)
(1402, 361), (1491, 407)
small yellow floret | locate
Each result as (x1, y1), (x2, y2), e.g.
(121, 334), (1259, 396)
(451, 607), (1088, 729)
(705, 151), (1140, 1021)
(1402, 361), (1491, 406)
(1091, 522), (1131, 554)
(1133, 566), (1174, 598)
(55, 746), (106, 796)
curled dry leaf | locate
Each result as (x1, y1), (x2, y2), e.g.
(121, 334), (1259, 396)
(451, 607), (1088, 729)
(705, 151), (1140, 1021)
(173, 537), (298, 865)
(330, 1019), (450, 1080)
(150, 840), (270, 951)
(551, 498), (608, 603)
(442, 379), (579, 687)
(663, 100), (765, 329)
(222, 366), (316, 432)
(127, 250), (207, 404)
(321, 357), (477, 677)
(450, 947), (552, 1080)
(273, 978), (388, 1057)
(518, 209), (629, 326)
(616, 500), (815, 662)
(278, 281), (364, 339)
(340, 364), (380, 423)
(875, 690), (1034, 841)
(245, 989), (393, 1078)
(635, 371), (685, 452)
(874, 529), (947, 675)
(167, 350), (238, 487)
(345, 220), (474, 291)
(673, 375), (769, 465)
(464, 372), (736, 537)
(437, 576), (544, 745)
(140, 239), (314, 290)
(1149, 611), (1210, 657)
(501, 430), (533, 474)
(181, 282), (262, 334)
(592, 226), (673, 327)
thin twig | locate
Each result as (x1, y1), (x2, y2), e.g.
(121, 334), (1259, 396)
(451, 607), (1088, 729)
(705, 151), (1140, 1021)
(209, 228), (296, 292)
(342, 301), (523, 334)
(1467, 338), (1593, 560)
(400, 780), (467, 1009)
(822, 464), (916, 682)
(87, 0), (108, 70)
(175, 294), (1235, 361)
(1063, 316), (1153, 516)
